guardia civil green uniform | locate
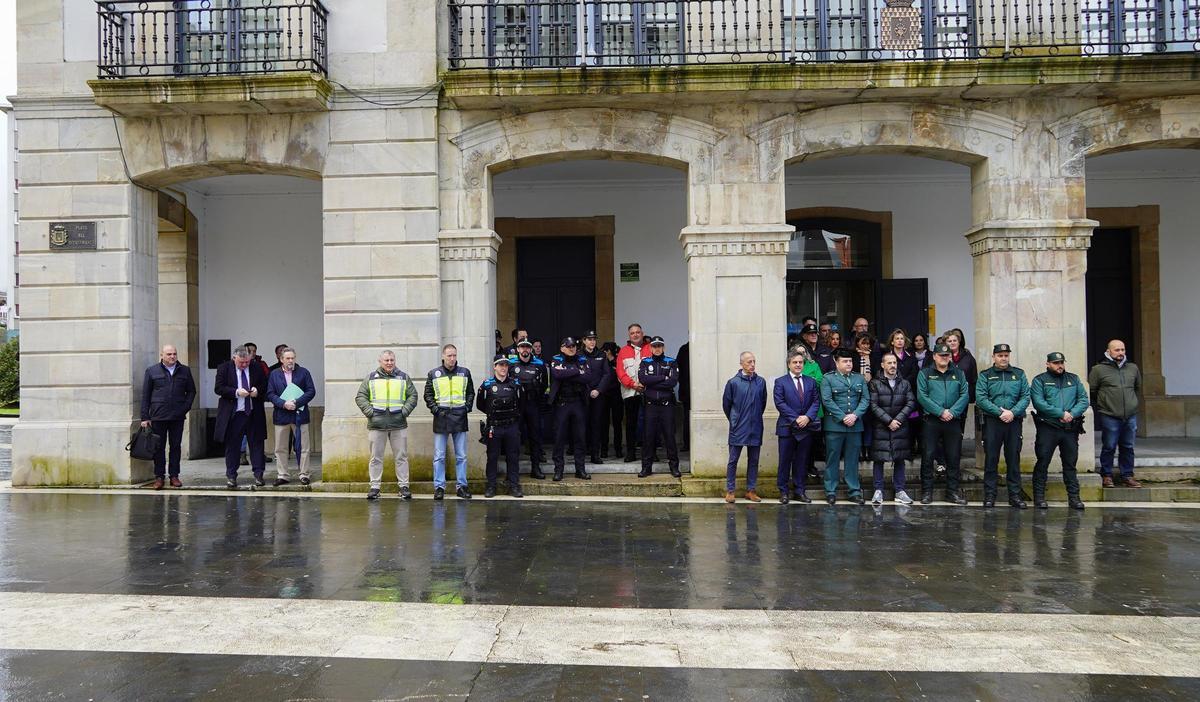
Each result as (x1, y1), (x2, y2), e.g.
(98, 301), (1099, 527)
(1030, 352), (1089, 509)
(975, 344), (1031, 506)
(916, 345), (970, 503)
(819, 366), (869, 502)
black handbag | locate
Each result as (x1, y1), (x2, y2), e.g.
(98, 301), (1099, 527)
(126, 425), (162, 461)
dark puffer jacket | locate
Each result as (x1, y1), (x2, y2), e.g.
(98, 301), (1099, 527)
(868, 376), (916, 462)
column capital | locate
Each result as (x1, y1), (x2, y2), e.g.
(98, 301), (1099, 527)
(679, 224), (794, 260)
(965, 219), (1098, 256)
(438, 228), (501, 263)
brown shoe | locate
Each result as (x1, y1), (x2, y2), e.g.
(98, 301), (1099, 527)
(152, 478), (164, 490)
(724, 491), (736, 503)
(745, 490), (762, 503)
(1121, 477), (1143, 488)
(169, 476), (182, 488)
(1102, 476), (1114, 488)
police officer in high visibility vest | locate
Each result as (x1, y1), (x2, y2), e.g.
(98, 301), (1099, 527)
(637, 336), (681, 478)
(548, 336), (592, 481)
(424, 344), (475, 500)
(477, 356), (525, 499)
(354, 350), (418, 500)
(975, 343), (1031, 509)
(509, 338), (547, 480)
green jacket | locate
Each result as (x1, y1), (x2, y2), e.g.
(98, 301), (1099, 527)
(803, 359), (823, 418)
(820, 370), (869, 433)
(1087, 358), (1141, 420)
(354, 366), (418, 431)
(1031, 370), (1089, 428)
(976, 365), (1031, 419)
(916, 365), (970, 418)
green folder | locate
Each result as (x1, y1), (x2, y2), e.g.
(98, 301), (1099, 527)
(279, 383), (305, 404)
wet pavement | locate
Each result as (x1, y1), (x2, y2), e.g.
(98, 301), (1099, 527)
(0, 491), (1198, 699)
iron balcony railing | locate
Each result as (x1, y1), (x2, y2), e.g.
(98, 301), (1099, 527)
(96, 0), (329, 79)
(448, 0), (1200, 68)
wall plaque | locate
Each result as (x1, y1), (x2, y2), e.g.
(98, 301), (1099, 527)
(48, 222), (98, 251)
(620, 262), (639, 283)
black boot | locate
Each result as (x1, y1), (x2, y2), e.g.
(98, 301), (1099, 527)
(669, 466), (681, 478)
(575, 467), (591, 480)
(1034, 493), (1049, 509)
(1069, 497), (1085, 510)
(553, 470), (564, 482)
(530, 464), (546, 480)
(983, 493), (996, 508)
(1009, 496), (1028, 509)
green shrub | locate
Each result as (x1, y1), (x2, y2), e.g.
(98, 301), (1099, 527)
(0, 337), (19, 408)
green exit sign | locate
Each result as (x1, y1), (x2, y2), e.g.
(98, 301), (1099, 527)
(620, 263), (639, 283)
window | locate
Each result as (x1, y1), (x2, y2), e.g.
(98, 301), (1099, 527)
(486, 0), (684, 66)
(1079, 0), (1196, 52)
(781, 0), (975, 60)
(174, 0), (285, 75)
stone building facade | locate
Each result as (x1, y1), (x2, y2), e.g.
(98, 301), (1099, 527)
(11, 0), (1200, 489)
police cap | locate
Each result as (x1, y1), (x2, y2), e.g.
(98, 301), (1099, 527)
(649, 336), (666, 346)
(582, 330), (597, 339)
(516, 339), (533, 348)
(560, 336), (577, 348)
(993, 343), (1011, 354)
(933, 343), (952, 355)
(493, 356), (510, 366)
(1046, 351), (1066, 363)
(801, 323), (819, 334)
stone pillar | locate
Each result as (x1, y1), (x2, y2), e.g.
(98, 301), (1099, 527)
(319, 103), (441, 483)
(12, 107), (159, 485)
(681, 224), (793, 495)
(157, 197), (204, 459)
(437, 228), (501, 476)
(967, 220), (1099, 487)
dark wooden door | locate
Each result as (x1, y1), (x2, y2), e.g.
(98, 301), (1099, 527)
(876, 278), (929, 340)
(516, 237), (596, 351)
(1086, 227), (1136, 369)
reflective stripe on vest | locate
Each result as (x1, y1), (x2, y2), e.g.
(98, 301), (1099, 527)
(369, 375), (407, 412)
(432, 374), (467, 408)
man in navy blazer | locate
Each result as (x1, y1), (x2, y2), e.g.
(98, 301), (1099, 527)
(214, 345), (268, 488)
(774, 350), (821, 504)
(266, 346), (317, 487)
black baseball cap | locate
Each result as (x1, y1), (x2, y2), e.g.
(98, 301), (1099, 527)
(993, 343), (1011, 354)
(560, 337), (577, 348)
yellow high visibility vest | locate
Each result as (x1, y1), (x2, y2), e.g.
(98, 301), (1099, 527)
(368, 373), (407, 412)
(432, 373), (467, 407)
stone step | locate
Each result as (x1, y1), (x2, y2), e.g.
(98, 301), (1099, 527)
(1100, 482), (1200, 502)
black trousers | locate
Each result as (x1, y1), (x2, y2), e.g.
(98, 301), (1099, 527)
(623, 396), (642, 459)
(223, 412), (264, 480)
(1033, 423), (1081, 499)
(642, 402), (679, 472)
(516, 401), (543, 467)
(586, 392), (607, 460)
(553, 400), (588, 473)
(601, 393), (624, 455)
(150, 418), (185, 478)
(486, 423), (521, 488)
(982, 416), (1024, 499)
(921, 417), (963, 494)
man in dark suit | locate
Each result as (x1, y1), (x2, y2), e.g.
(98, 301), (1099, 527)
(214, 345), (268, 488)
(774, 350), (821, 504)
(139, 344), (197, 490)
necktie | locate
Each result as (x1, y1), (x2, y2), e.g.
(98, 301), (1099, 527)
(240, 368), (250, 413)
(794, 375), (801, 399)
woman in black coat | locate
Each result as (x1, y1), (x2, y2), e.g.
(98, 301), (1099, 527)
(868, 352), (916, 504)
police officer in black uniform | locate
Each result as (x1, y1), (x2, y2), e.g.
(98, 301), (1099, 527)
(509, 338), (547, 480)
(638, 336), (681, 478)
(477, 357), (525, 498)
(579, 331), (612, 465)
(549, 336), (592, 481)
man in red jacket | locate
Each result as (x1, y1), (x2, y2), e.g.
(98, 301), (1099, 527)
(616, 323), (647, 462)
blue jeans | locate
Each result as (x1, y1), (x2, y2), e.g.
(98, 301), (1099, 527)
(726, 444), (761, 492)
(433, 432), (469, 490)
(1097, 413), (1136, 479)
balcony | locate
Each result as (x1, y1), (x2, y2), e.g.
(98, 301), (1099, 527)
(447, 0), (1200, 69)
(90, 0), (331, 117)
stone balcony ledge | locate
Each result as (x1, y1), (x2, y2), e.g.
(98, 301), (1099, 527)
(89, 72), (332, 117)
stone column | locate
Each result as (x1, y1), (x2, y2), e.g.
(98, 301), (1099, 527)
(681, 224), (793, 495)
(437, 228), (501, 476)
(11, 105), (159, 485)
(967, 220), (1099, 490)
(156, 197), (204, 458)
(319, 103), (441, 483)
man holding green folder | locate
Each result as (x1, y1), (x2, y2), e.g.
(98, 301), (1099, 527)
(267, 347), (317, 486)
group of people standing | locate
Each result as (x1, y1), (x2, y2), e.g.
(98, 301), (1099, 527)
(136, 318), (1145, 509)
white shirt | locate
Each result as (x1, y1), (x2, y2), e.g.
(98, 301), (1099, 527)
(164, 363), (176, 376)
